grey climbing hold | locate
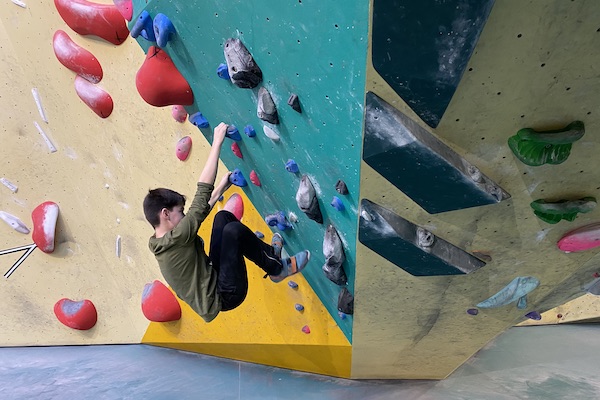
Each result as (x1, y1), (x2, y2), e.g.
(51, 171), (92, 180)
(288, 280), (298, 289)
(287, 93), (301, 113)
(337, 287), (354, 315)
(476, 276), (540, 309)
(335, 180), (348, 195)
(223, 38), (262, 89)
(254, 231), (264, 239)
(322, 225), (347, 285)
(257, 87), (279, 124)
(296, 175), (323, 224)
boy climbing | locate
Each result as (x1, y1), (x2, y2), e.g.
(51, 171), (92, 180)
(143, 122), (310, 322)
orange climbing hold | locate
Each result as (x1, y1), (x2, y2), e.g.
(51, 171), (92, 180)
(136, 46), (194, 107)
(74, 76), (114, 118)
(54, 0), (129, 45)
(141, 280), (182, 322)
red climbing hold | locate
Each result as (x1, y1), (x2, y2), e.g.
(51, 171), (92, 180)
(141, 280), (182, 322)
(74, 75), (114, 118)
(54, 298), (98, 330)
(231, 142), (243, 159)
(54, 0), (129, 45)
(224, 193), (244, 220)
(176, 136), (192, 161)
(249, 170), (261, 187)
(136, 46), (194, 107)
(53, 30), (103, 84)
(302, 325), (311, 334)
(171, 105), (187, 123)
(112, 0), (133, 21)
(31, 201), (59, 254)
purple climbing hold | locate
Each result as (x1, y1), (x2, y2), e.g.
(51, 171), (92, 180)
(226, 125), (242, 141)
(288, 280), (298, 289)
(189, 112), (209, 128)
(255, 231), (264, 239)
(244, 125), (256, 137)
(331, 196), (345, 211)
(525, 311), (542, 320)
(265, 210), (292, 231)
(217, 63), (230, 80)
(229, 168), (248, 187)
(467, 308), (479, 316)
(285, 159), (299, 173)
(295, 304), (304, 312)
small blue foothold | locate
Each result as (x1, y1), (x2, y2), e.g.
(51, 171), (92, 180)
(331, 196), (345, 211)
(218, 195), (224, 202)
(244, 125), (256, 138)
(217, 63), (230, 80)
(229, 168), (248, 187)
(189, 112), (209, 128)
(265, 211), (292, 231)
(131, 10), (156, 42)
(254, 231), (264, 239)
(338, 311), (347, 320)
(525, 311), (541, 320)
(153, 13), (176, 48)
(226, 125), (242, 141)
(467, 308), (479, 316)
(285, 159), (299, 173)
(288, 281), (298, 289)
(295, 304), (304, 312)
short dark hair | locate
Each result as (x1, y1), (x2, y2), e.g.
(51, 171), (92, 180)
(143, 188), (186, 227)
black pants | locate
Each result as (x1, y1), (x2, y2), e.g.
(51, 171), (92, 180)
(209, 210), (283, 311)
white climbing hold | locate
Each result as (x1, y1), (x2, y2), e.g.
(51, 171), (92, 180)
(0, 211), (30, 234)
(11, 0), (26, 7)
(0, 178), (18, 193)
(31, 88), (47, 123)
(115, 235), (121, 258)
(263, 125), (280, 141)
(33, 121), (57, 153)
(288, 212), (298, 223)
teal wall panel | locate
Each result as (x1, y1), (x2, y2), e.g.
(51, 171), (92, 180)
(130, 0), (370, 342)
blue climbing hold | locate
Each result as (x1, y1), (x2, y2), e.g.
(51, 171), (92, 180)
(217, 63), (230, 80)
(229, 168), (247, 187)
(254, 231), (264, 239)
(285, 159), (299, 173)
(525, 311), (541, 320)
(131, 10), (156, 42)
(189, 112), (209, 128)
(226, 125), (242, 141)
(476, 276), (540, 309)
(338, 311), (347, 320)
(331, 196), (345, 211)
(265, 210), (292, 231)
(153, 13), (176, 48)
(244, 125), (256, 137)
(288, 281), (298, 289)
(466, 308), (479, 316)
(295, 304), (304, 312)
(218, 195), (224, 202)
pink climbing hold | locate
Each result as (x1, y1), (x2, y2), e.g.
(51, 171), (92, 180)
(74, 75), (114, 118)
(171, 105), (187, 123)
(54, 298), (97, 330)
(112, 0), (133, 21)
(54, 0), (129, 45)
(231, 142), (243, 159)
(302, 325), (311, 334)
(223, 193), (244, 220)
(249, 170), (261, 187)
(141, 280), (181, 322)
(136, 46), (194, 107)
(176, 136), (192, 161)
(31, 201), (59, 254)
(558, 222), (600, 252)
(52, 30), (103, 84)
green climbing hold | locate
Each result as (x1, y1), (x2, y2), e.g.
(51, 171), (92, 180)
(508, 121), (585, 166)
(530, 197), (596, 224)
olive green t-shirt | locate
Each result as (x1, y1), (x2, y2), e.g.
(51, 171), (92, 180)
(148, 182), (222, 322)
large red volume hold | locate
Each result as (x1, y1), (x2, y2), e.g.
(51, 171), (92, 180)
(54, 298), (98, 330)
(136, 46), (194, 107)
(74, 75), (114, 118)
(53, 30), (103, 84)
(54, 0), (129, 45)
(141, 280), (182, 322)
(31, 201), (59, 254)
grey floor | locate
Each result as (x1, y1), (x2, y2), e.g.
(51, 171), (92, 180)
(1, 325), (600, 400)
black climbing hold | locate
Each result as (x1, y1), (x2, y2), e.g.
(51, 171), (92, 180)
(296, 175), (323, 224)
(288, 93), (301, 113)
(322, 225), (347, 285)
(337, 287), (354, 315)
(335, 180), (348, 195)
(223, 38), (262, 89)
(257, 87), (279, 124)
